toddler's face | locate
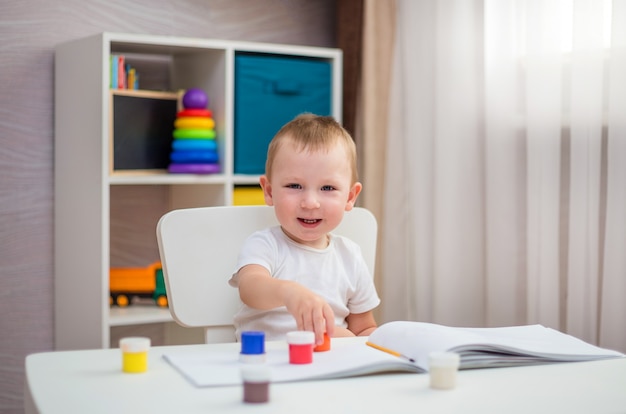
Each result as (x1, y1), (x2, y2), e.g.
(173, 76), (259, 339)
(261, 139), (360, 249)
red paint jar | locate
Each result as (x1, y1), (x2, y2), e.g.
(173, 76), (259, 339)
(286, 331), (315, 364)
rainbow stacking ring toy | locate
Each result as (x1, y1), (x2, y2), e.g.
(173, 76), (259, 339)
(168, 88), (219, 174)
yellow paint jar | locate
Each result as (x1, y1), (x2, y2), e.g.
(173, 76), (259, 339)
(120, 337), (151, 373)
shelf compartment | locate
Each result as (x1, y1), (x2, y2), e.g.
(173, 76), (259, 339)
(109, 91), (179, 173)
(109, 171), (227, 185)
(233, 185), (265, 206)
(109, 306), (173, 326)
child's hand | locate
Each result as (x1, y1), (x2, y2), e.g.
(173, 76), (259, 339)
(236, 265), (336, 344)
(282, 283), (335, 345)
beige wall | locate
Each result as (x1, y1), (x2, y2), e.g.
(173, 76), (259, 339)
(0, 1), (336, 412)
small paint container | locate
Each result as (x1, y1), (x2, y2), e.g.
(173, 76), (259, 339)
(240, 331), (266, 363)
(241, 365), (271, 403)
(313, 332), (331, 352)
(428, 351), (460, 390)
(286, 331), (315, 364)
(119, 337), (150, 373)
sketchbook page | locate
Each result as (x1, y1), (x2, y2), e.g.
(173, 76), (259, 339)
(450, 325), (625, 361)
(368, 321), (504, 369)
(367, 321), (625, 369)
(163, 341), (422, 388)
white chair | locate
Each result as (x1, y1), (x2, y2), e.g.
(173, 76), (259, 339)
(156, 205), (377, 343)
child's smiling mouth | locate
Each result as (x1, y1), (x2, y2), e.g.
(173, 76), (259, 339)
(299, 218), (321, 225)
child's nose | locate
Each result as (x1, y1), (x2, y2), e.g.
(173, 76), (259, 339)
(301, 192), (321, 209)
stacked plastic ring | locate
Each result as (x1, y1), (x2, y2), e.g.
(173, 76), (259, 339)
(168, 88), (220, 174)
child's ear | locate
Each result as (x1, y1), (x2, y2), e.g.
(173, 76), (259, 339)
(345, 182), (362, 211)
(259, 175), (274, 206)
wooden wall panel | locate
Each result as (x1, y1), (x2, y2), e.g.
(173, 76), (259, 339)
(0, 1), (336, 412)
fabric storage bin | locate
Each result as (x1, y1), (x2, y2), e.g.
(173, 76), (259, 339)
(234, 53), (332, 174)
(233, 185), (266, 206)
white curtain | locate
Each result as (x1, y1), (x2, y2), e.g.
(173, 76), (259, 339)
(380, 0), (626, 352)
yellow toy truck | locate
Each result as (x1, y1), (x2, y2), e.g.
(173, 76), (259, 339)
(109, 261), (168, 308)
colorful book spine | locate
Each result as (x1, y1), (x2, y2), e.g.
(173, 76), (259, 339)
(127, 68), (136, 90)
(110, 55), (118, 89)
(110, 55), (139, 90)
(117, 55), (125, 89)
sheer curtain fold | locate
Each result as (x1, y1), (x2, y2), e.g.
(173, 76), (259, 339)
(524, 0), (564, 330)
(567, 0), (605, 344)
(382, 0), (486, 326)
(600, 0), (626, 351)
(373, 0), (626, 351)
(484, 0), (526, 326)
(360, 0), (396, 317)
(382, 0), (434, 322)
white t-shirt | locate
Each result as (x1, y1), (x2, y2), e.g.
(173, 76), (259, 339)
(228, 225), (380, 341)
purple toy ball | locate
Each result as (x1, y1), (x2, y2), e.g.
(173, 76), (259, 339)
(182, 88), (209, 109)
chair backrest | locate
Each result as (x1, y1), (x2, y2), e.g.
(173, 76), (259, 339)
(156, 205), (377, 343)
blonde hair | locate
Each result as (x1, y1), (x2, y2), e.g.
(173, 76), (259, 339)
(265, 113), (358, 183)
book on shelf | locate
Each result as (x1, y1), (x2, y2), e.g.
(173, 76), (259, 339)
(163, 321), (624, 388)
(110, 54), (118, 89)
(117, 54), (125, 89)
(127, 67), (137, 90)
(110, 55), (139, 90)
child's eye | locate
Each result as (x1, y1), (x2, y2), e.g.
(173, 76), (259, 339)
(286, 183), (302, 189)
(321, 185), (335, 191)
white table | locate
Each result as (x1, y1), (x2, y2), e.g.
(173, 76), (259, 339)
(25, 337), (626, 414)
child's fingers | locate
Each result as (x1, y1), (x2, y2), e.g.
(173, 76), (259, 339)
(312, 307), (327, 345)
(295, 314), (305, 332)
(322, 303), (335, 338)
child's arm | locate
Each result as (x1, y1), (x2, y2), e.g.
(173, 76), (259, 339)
(236, 264), (335, 344)
(346, 310), (377, 337)
(331, 326), (356, 337)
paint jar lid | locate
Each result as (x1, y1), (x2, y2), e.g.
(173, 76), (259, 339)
(241, 331), (265, 355)
(429, 351), (460, 368)
(314, 332), (331, 352)
(119, 337), (151, 353)
(241, 365), (271, 383)
(286, 331), (315, 345)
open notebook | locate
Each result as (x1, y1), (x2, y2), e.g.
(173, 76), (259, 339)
(163, 321), (624, 388)
(163, 340), (416, 387)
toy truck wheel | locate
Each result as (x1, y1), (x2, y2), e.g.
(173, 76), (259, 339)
(116, 294), (130, 307)
(156, 295), (168, 308)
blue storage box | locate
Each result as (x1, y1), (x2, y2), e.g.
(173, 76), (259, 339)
(234, 53), (332, 174)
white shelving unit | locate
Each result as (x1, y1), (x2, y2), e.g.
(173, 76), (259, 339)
(54, 32), (342, 350)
